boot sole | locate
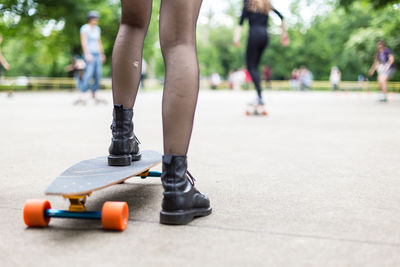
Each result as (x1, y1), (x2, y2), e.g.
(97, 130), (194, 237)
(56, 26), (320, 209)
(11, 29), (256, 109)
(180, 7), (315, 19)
(108, 152), (142, 166)
(160, 207), (212, 225)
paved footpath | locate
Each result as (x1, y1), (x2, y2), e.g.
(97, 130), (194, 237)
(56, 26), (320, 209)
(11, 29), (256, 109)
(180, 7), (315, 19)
(1, 90), (400, 266)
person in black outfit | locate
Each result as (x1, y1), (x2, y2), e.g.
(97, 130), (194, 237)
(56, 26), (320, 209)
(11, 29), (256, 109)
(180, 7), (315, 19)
(234, 0), (288, 105)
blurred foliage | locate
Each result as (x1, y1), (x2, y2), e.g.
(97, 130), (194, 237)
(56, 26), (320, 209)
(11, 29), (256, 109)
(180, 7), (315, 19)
(0, 0), (399, 81)
(338, 0), (399, 8)
(0, 0), (160, 77)
(196, 0), (400, 81)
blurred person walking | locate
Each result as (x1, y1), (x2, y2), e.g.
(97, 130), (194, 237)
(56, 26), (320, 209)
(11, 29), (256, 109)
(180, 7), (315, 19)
(107, 0), (211, 225)
(290, 68), (300, 90)
(300, 66), (313, 91)
(329, 66), (341, 91)
(79, 11), (106, 104)
(0, 34), (10, 76)
(0, 34), (12, 97)
(231, 69), (246, 90)
(66, 47), (86, 95)
(234, 0), (288, 105)
(228, 70), (234, 90)
(263, 65), (271, 89)
(369, 40), (395, 102)
(244, 69), (252, 90)
(210, 72), (221, 90)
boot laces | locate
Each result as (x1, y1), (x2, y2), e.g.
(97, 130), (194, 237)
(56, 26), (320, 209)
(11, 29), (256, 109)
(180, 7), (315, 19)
(186, 170), (196, 186)
(134, 135), (141, 144)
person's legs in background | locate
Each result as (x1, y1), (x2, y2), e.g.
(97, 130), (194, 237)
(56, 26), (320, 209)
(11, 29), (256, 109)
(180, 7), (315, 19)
(378, 74), (388, 102)
(74, 57), (94, 104)
(246, 44), (262, 101)
(92, 53), (102, 100)
(73, 70), (81, 91)
(80, 55), (95, 101)
(82, 55), (95, 92)
(246, 29), (268, 105)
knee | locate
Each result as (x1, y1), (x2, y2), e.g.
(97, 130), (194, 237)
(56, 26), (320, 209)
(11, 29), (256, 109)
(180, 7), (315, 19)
(121, 20), (149, 31)
(248, 67), (258, 76)
(121, 10), (150, 30)
(378, 77), (386, 84)
(160, 33), (195, 54)
(246, 61), (256, 71)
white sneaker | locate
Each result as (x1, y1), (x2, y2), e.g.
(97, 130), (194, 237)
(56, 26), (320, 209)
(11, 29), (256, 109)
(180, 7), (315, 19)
(379, 95), (388, 102)
(249, 98), (264, 106)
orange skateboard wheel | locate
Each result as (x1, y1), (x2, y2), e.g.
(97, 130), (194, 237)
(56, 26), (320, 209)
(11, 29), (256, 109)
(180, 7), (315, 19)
(101, 202), (129, 231)
(23, 199), (51, 227)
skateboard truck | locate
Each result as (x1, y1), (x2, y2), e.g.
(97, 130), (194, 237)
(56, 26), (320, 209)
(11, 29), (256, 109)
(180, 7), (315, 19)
(65, 195), (90, 212)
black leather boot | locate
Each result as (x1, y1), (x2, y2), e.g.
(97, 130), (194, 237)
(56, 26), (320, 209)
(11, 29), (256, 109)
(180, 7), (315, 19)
(160, 155), (212, 225)
(108, 104), (141, 166)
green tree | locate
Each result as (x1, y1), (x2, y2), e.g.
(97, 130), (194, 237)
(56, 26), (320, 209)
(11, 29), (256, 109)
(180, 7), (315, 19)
(1, 0), (399, 82)
(338, 0), (400, 8)
(0, 0), (161, 77)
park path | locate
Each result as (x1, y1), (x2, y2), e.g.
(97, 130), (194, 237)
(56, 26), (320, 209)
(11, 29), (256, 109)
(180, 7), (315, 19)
(1, 90), (400, 266)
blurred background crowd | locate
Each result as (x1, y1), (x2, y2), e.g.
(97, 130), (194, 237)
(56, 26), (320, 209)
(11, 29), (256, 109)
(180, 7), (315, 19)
(0, 0), (399, 91)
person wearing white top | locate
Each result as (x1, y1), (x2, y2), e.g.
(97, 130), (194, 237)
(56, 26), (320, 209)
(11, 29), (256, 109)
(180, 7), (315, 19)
(79, 11), (106, 101)
(330, 66), (341, 91)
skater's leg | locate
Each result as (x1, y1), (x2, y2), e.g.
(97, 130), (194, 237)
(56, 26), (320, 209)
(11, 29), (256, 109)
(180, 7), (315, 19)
(254, 37), (268, 70)
(158, 0), (211, 225)
(378, 75), (389, 101)
(112, 0), (152, 108)
(108, 0), (152, 166)
(378, 75), (388, 94)
(246, 30), (266, 101)
(159, 0), (202, 155)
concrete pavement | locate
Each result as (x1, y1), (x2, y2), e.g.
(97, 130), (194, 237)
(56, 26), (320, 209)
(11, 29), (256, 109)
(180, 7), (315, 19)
(1, 90), (400, 266)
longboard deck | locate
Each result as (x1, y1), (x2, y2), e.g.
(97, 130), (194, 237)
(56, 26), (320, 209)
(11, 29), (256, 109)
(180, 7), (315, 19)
(45, 150), (162, 196)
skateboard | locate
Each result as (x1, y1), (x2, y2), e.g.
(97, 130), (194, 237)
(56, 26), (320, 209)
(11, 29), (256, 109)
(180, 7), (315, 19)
(245, 104), (268, 116)
(23, 150), (162, 231)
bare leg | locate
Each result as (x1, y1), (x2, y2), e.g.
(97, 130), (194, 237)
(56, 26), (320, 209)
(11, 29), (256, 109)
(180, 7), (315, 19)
(378, 76), (388, 95)
(112, 0), (152, 108)
(159, 0), (202, 155)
